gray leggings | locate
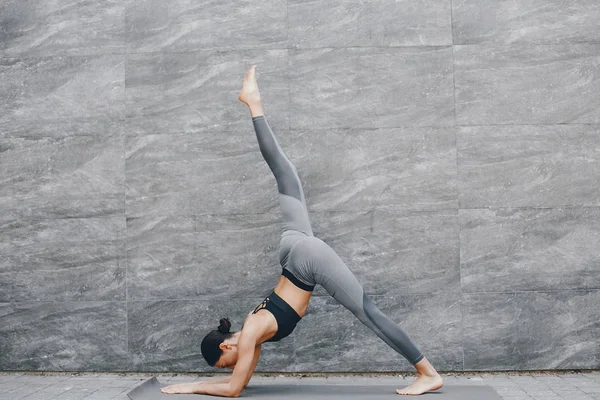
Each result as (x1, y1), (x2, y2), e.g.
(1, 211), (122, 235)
(252, 115), (425, 366)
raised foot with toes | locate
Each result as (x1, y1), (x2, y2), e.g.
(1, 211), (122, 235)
(238, 64), (261, 105)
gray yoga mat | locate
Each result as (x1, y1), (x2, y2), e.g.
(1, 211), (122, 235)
(128, 376), (503, 399)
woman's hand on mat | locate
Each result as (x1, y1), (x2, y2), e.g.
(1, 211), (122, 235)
(160, 381), (201, 394)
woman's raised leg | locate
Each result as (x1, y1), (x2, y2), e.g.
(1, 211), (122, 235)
(238, 65), (313, 237)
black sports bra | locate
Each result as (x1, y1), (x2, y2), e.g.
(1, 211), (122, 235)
(252, 291), (301, 342)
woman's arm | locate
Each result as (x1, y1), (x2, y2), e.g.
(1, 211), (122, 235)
(161, 319), (263, 397)
(200, 375), (232, 384)
(161, 381), (229, 396)
(160, 371), (234, 393)
(194, 342), (261, 397)
(160, 373), (236, 397)
(171, 315), (261, 397)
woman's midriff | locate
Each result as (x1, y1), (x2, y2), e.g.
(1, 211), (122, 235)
(273, 275), (312, 317)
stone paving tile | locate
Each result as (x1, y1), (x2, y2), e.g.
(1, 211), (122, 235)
(20, 386), (76, 400)
(56, 380), (117, 390)
(0, 383), (53, 399)
(0, 376), (69, 386)
(80, 387), (130, 400)
(48, 387), (106, 400)
(0, 381), (28, 392)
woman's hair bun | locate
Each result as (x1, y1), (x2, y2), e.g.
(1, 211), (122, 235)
(218, 317), (231, 334)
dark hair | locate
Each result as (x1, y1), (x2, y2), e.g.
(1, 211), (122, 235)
(201, 318), (235, 367)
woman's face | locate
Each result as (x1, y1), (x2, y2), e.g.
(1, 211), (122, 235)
(216, 341), (238, 369)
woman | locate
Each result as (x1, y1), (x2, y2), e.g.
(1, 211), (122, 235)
(161, 65), (444, 397)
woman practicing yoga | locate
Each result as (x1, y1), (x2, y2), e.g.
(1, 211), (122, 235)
(161, 65), (444, 397)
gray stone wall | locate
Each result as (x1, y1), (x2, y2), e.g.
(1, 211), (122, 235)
(1, 0), (599, 372)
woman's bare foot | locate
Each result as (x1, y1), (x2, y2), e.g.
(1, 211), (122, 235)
(396, 372), (444, 396)
(238, 65), (261, 105)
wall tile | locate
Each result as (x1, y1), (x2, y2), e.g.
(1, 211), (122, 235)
(460, 208), (600, 292)
(126, 216), (196, 300)
(124, 49), (289, 136)
(458, 125), (600, 208)
(127, 213), (284, 300)
(125, 129), (278, 217)
(125, 0), (287, 53)
(453, 0), (600, 45)
(454, 44), (600, 125)
(289, 47), (455, 129)
(283, 126), (457, 212)
(194, 213), (284, 300)
(0, 217), (126, 302)
(0, 133), (125, 220)
(462, 290), (600, 370)
(0, 302), (129, 371)
(0, 0), (126, 56)
(0, 55), (125, 123)
(289, 0), (452, 48)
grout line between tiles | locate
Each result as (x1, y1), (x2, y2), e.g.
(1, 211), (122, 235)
(449, 0), (465, 371)
(5, 41), (600, 60)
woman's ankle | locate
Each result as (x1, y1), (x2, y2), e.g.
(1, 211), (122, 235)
(249, 102), (264, 118)
(413, 356), (439, 377)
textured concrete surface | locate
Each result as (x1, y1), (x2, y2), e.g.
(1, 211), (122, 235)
(2, 371), (600, 400)
(1, 0), (599, 373)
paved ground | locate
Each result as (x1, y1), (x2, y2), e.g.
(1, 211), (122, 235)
(0, 371), (599, 400)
